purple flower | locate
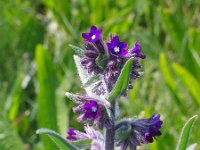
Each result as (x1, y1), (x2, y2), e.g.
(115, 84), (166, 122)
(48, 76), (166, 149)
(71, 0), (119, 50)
(131, 40), (145, 59)
(82, 25), (102, 42)
(80, 26), (145, 95)
(66, 128), (88, 141)
(66, 128), (76, 140)
(116, 114), (163, 150)
(107, 36), (128, 57)
(73, 99), (102, 122)
(66, 125), (104, 149)
(83, 100), (101, 120)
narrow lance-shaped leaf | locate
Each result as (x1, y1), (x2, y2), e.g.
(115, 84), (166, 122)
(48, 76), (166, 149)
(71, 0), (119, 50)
(108, 57), (133, 101)
(35, 44), (58, 149)
(172, 63), (200, 106)
(159, 53), (185, 111)
(36, 128), (78, 150)
(176, 115), (198, 150)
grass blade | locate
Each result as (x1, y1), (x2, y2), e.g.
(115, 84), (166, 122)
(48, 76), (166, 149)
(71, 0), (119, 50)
(159, 53), (185, 111)
(35, 44), (58, 149)
(176, 115), (198, 150)
(172, 63), (200, 106)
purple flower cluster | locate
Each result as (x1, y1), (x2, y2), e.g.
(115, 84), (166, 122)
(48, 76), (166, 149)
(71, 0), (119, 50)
(116, 114), (163, 150)
(81, 25), (145, 93)
(65, 25), (163, 150)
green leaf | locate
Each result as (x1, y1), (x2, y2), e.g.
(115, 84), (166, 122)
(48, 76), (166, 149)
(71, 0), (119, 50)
(176, 115), (198, 150)
(172, 63), (200, 106)
(36, 128), (78, 150)
(55, 80), (69, 136)
(159, 53), (185, 111)
(108, 57), (133, 101)
(69, 44), (84, 56)
(35, 44), (58, 149)
(4, 72), (23, 120)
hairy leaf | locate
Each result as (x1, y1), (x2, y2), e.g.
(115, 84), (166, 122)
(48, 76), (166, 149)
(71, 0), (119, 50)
(108, 57), (133, 101)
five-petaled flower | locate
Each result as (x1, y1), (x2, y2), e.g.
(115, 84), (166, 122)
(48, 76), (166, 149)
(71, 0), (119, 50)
(107, 36), (128, 57)
(82, 25), (102, 42)
(73, 99), (102, 123)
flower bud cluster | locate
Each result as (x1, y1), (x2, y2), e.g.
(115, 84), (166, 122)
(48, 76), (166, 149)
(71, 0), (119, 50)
(81, 25), (145, 93)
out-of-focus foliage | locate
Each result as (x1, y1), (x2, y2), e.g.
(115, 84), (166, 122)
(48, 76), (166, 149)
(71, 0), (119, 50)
(0, 0), (199, 149)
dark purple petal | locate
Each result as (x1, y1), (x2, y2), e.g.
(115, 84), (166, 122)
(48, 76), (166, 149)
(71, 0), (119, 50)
(90, 25), (97, 33)
(82, 33), (90, 40)
(67, 128), (76, 135)
(106, 43), (113, 50)
(107, 35), (128, 57)
(119, 49), (128, 56)
(82, 25), (102, 42)
(131, 40), (145, 59)
(66, 128), (76, 140)
(119, 41), (127, 49)
(82, 100), (101, 120)
(112, 36), (120, 46)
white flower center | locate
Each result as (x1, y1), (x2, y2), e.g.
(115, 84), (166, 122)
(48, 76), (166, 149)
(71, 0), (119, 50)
(114, 46), (120, 53)
(91, 106), (97, 112)
(91, 35), (96, 40)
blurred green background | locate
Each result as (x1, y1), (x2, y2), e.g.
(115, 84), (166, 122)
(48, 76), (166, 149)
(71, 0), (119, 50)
(0, 0), (200, 149)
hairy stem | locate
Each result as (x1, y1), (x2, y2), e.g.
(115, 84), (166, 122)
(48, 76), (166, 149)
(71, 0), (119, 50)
(105, 100), (116, 150)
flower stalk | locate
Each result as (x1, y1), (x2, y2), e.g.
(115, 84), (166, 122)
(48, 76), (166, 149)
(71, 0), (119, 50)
(105, 100), (116, 150)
